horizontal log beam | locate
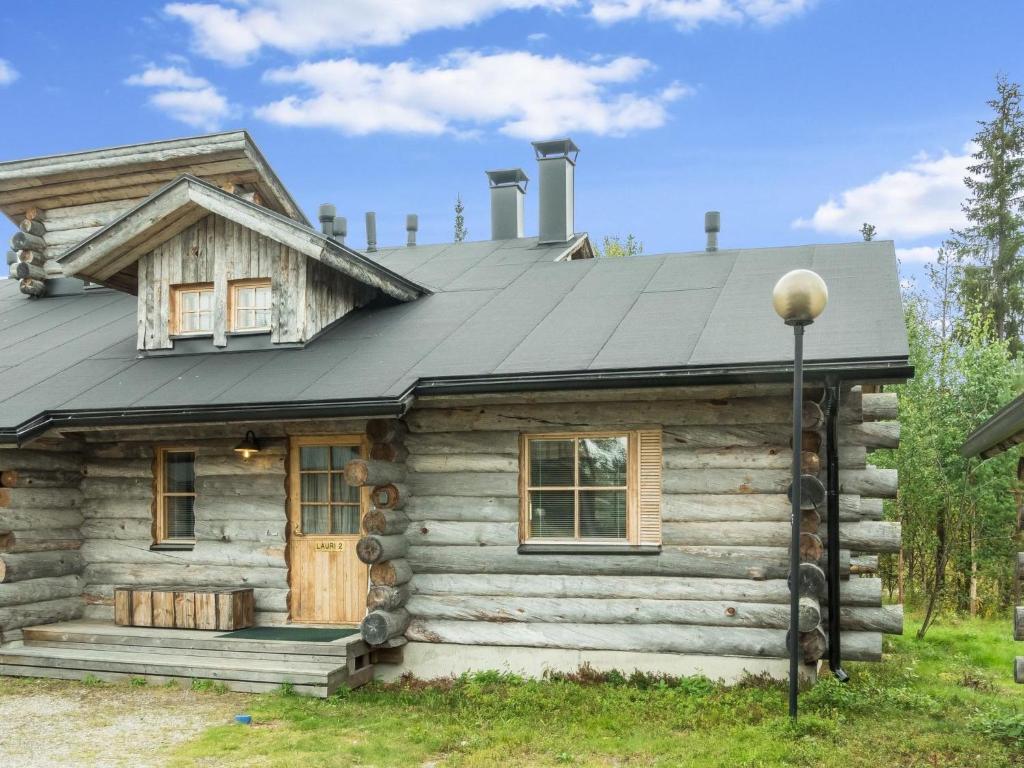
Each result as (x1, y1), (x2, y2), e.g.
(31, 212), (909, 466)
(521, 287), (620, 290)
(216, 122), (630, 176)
(363, 509), (410, 536)
(344, 459), (406, 488)
(362, 608), (410, 645)
(661, 520), (900, 554)
(83, 563), (288, 590)
(832, 604), (903, 635)
(0, 575), (84, 608)
(407, 454), (517, 473)
(0, 508), (85, 530)
(407, 619), (879, 660)
(0, 597), (83, 633)
(0, 530), (81, 553)
(410, 573), (883, 606)
(862, 392), (898, 421)
(0, 470), (82, 488)
(661, 493), (879, 523)
(842, 421), (900, 450)
(370, 559), (412, 586)
(406, 431), (519, 455)
(19, 279), (46, 297)
(0, 552), (83, 583)
(367, 584), (411, 611)
(407, 594), (830, 632)
(408, 545), (849, 580)
(839, 467), (898, 498)
(404, 496), (517, 523)
(0, 450), (83, 472)
(356, 534), (409, 565)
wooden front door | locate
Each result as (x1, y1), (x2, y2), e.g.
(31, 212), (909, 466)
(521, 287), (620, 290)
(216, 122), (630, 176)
(288, 435), (369, 624)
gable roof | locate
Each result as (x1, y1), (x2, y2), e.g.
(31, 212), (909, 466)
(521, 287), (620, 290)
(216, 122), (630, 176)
(0, 238), (910, 443)
(58, 175), (427, 301)
(0, 131), (306, 223)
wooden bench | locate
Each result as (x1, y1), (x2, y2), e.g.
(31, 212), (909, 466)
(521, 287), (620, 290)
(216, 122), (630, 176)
(114, 586), (255, 631)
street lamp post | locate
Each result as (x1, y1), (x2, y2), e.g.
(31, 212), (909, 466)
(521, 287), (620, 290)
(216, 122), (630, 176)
(772, 269), (829, 720)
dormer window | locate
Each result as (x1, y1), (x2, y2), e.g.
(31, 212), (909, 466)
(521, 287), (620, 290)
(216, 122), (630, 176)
(230, 279), (272, 333)
(172, 284), (214, 336)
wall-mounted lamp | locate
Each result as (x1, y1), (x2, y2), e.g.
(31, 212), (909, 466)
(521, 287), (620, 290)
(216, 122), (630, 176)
(233, 430), (261, 460)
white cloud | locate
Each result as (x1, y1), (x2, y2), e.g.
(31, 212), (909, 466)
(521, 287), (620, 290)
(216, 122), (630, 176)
(527, 31), (549, 41)
(590, 0), (814, 28)
(125, 65), (209, 90)
(0, 59), (19, 86)
(896, 246), (940, 264)
(257, 50), (690, 138)
(126, 65), (231, 130)
(793, 148), (971, 240)
(165, 0), (575, 65)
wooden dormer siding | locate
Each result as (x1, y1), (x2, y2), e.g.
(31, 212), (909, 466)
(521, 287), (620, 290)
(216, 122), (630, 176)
(137, 212), (377, 351)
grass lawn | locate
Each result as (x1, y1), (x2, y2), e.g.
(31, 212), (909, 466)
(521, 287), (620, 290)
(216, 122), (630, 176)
(163, 615), (1024, 767)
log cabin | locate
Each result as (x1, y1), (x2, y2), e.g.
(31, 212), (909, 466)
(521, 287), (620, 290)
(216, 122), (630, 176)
(0, 131), (910, 695)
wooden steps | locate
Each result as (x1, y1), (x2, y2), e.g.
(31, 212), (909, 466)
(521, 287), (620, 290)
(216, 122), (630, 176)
(0, 620), (374, 696)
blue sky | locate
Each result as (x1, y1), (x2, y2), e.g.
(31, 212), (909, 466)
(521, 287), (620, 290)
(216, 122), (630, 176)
(1, 0), (1021, 285)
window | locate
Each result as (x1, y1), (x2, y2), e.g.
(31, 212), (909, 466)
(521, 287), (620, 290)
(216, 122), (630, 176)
(296, 442), (364, 535)
(172, 284), (214, 335)
(155, 449), (196, 544)
(230, 279), (272, 332)
(520, 430), (662, 547)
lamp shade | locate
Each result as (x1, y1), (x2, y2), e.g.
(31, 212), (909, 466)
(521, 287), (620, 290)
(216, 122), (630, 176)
(772, 269), (828, 325)
(233, 430), (261, 460)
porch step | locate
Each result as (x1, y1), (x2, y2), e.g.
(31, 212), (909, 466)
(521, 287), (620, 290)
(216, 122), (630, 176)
(23, 623), (354, 665)
(0, 620), (376, 696)
(0, 643), (350, 697)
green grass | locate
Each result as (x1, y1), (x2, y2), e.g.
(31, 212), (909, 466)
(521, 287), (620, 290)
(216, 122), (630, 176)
(159, 615), (1019, 766)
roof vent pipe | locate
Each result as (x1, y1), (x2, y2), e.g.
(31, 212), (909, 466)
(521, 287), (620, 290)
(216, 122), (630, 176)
(333, 216), (347, 245)
(532, 138), (579, 244)
(705, 211), (720, 252)
(406, 214), (418, 247)
(318, 203), (336, 237)
(365, 212), (377, 252)
(485, 168), (528, 240)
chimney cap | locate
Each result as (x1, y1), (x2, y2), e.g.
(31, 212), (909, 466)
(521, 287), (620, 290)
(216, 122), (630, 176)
(318, 203), (336, 222)
(531, 138), (579, 162)
(705, 211), (721, 233)
(486, 168), (529, 189)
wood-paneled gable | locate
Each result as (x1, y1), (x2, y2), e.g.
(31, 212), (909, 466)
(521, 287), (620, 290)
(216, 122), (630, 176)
(136, 213), (376, 351)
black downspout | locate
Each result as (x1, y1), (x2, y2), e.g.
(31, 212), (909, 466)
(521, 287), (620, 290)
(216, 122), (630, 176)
(825, 377), (850, 682)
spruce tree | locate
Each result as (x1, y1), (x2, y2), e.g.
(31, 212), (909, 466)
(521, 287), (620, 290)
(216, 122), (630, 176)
(860, 222), (877, 241)
(947, 75), (1024, 355)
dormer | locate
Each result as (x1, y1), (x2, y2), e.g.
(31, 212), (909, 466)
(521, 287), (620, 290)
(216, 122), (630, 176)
(58, 175), (427, 354)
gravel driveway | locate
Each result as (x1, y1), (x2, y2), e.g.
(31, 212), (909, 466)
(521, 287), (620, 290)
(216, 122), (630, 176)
(0, 678), (250, 768)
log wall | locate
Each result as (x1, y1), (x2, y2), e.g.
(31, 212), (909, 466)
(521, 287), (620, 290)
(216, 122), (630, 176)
(0, 442), (86, 641)
(400, 384), (902, 665)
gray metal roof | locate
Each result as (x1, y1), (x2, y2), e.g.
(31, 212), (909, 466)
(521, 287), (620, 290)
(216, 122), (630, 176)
(0, 238), (909, 441)
(961, 392), (1024, 458)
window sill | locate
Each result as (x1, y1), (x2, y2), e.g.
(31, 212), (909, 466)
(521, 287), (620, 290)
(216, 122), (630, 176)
(517, 543), (661, 556)
(169, 333), (213, 341)
(150, 542), (195, 552)
(227, 329), (271, 337)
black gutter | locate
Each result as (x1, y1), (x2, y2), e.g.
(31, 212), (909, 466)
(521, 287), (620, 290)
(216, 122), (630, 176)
(0, 357), (913, 446)
(824, 378), (849, 682)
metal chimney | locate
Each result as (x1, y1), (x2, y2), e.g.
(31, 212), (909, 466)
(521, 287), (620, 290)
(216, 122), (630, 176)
(365, 212), (377, 252)
(406, 214), (418, 247)
(318, 203), (336, 237)
(333, 216), (347, 245)
(485, 168), (528, 240)
(532, 138), (579, 244)
(705, 211), (720, 252)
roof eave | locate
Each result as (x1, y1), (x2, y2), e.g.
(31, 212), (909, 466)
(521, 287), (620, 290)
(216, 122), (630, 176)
(961, 392), (1024, 458)
(0, 356), (912, 445)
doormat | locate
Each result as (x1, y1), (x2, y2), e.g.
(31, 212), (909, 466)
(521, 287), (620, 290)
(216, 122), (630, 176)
(219, 626), (359, 642)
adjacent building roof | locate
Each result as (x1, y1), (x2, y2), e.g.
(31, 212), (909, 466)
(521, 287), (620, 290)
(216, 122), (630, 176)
(0, 131), (307, 224)
(0, 238), (910, 442)
(59, 175), (427, 301)
(961, 392), (1024, 458)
